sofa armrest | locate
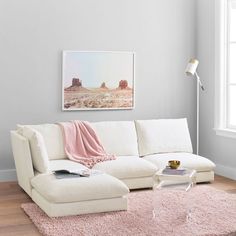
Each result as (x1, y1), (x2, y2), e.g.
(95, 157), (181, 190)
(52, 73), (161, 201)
(10, 131), (34, 197)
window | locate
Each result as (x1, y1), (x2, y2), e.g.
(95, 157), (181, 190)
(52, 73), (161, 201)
(215, 0), (236, 138)
(227, 1), (236, 128)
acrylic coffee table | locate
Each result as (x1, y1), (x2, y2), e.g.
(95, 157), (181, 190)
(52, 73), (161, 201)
(152, 168), (197, 220)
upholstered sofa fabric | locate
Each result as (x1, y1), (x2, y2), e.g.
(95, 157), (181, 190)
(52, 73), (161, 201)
(135, 119), (193, 156)
(31, 173), (129, 203)
(91, 121), (139, 156)
(31, 189), (128, 217)
(21, 127), (49, 173)
(17, 124), (66, 160)
(92, 156), (157, 179)
(143, 153), (215, 172)
(49, 159), (87, 172)
(18, 121), (139, 159)
(10, 131), (34, 196)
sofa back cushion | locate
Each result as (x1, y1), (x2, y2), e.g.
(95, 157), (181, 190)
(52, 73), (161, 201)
(18, 120), (139, 159)
(18, 124), (66, 160)
(90, 121), (139, 156)
(135, 118), (193, 156)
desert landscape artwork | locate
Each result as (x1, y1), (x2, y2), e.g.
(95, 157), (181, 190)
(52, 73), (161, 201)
(62, 51), (135, 110)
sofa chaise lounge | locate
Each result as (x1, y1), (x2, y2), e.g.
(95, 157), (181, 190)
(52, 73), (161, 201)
(11, 118), (215, 217)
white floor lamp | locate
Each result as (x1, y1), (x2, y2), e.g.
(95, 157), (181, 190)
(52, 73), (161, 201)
(185, 59), (205, 155)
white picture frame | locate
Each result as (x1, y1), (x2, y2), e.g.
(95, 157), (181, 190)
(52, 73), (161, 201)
(62, 51), (135, 111)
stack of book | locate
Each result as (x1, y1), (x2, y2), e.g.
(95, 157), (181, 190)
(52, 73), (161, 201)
(162, 167), (186, 175)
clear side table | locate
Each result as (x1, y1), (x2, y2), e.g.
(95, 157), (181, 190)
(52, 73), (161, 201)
(152, 168), (197, 221)
(154, 168), (197, 187)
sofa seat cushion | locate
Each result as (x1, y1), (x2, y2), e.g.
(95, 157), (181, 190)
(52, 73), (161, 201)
(49, 159), (87, 172)
(143, 153), (215, 172)
(31, 173), (129, 203)
(92, 156), (158, 179)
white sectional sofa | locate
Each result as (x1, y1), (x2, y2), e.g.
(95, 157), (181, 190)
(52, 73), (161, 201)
(11, 118), (215, 217)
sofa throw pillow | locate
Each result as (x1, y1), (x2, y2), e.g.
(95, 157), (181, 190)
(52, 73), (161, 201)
(135, 118), (193, 156)
(22, 127), (49, 173)
(17, 124), (66, 160)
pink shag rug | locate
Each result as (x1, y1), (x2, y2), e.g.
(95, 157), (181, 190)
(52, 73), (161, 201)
(22, 186), (236, 236)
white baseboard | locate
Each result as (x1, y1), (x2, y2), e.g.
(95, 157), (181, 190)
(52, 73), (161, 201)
(0, 169), (17, 182)
(215, 163), (236, 180)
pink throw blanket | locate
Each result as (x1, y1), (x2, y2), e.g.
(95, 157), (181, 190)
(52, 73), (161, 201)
(58, 121), (116, 168)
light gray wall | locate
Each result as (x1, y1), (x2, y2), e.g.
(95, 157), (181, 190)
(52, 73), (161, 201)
(0, 0), (196, 180)
(197, 0), (236, 179)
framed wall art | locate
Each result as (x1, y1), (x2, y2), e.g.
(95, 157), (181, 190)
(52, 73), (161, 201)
(62, 51), (135, 110)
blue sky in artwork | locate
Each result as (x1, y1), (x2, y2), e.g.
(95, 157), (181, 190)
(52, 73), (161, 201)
(63, 52), (134, 88)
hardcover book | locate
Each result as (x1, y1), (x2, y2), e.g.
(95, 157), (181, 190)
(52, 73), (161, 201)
(162, 167), (186, 175)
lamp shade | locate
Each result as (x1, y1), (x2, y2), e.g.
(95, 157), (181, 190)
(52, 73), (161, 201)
(185, 58), (199, 76)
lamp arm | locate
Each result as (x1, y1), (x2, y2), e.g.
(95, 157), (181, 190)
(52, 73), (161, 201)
(195, 72), (205, 91)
